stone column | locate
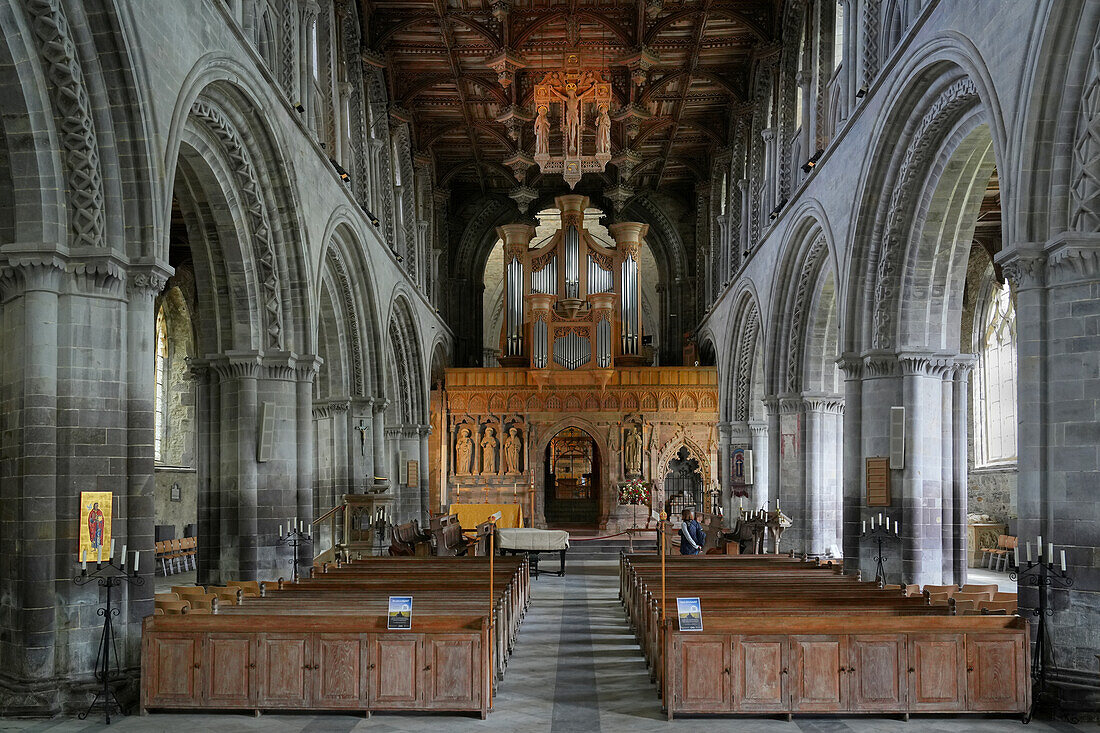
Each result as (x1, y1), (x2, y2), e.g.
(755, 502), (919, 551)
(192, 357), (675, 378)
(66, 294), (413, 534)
(125, 263), (171, 635)
(837, 354), (863, 571)
(188, 359), (215, 583)
(952, 357), (975, 584)
(748, 420), (769, 510)
(938, 354), (956, 585)
(717, 421), (732, 515)
(372, 398), (389, 488)
(418, 424), (431, 520)
(737, 179), (751, 253)
(295, 355), (320, 572)
(761, 128), (777, 216)
(214, 352), (262, 580)
(859, 352), (901, 580)
(898, 353), (945, 587)
(803, 395), (844, 557)
(764, 397), (780, 513)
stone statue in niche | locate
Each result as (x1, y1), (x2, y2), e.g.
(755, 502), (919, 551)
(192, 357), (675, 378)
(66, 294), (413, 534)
(595, 103), (611, 155)
(534, 105), (550, 157)
(455, 427), (474, 475)
(504, 427), (523, 475)
(481, 427), (499, 475)
(625, 426), (642, 476)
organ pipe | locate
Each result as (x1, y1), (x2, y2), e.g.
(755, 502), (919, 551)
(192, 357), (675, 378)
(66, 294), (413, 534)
(564, 225), (579, 299)
(587, 254), (613, 294)
(533, 319), (548, 368)
(532, 256), (557, 295)
(506, 256), (524, 356)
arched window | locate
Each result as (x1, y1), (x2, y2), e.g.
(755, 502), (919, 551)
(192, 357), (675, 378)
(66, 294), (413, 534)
(833, 1), (845, 71)
(310, 16), (319, 80)
(975, 280), (1017, 465)
(154, 307), (168, 463)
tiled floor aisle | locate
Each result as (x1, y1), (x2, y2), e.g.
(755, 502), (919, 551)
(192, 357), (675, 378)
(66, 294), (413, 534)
(5, 560), (1096, 733)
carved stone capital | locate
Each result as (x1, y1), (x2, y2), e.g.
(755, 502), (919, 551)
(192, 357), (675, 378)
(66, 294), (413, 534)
(209, 351), (263, 380)
(952, 354), (977, 382)
(373, 398), (391, 414)
(0, 251), (67, 298)
(295, 354), (323, 382)
(996, 244), (1046, 290)
(861, 351), (899, 378)
(748, 420), (768, 437)
(836, 353), (863, 380)
(260, 351), (300, 381)
(127, 259), (173, 300)
(716, 421), (733, 441)
(777, 395), (803, 415)
(1043, 233), (1100, 286)
(897, 351), (945, 378)
(802, 394), (845, 414)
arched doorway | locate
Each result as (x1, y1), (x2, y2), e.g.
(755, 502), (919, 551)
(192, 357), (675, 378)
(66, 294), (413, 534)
(665, 447), (704, 518)
(544, 427), (600, 528)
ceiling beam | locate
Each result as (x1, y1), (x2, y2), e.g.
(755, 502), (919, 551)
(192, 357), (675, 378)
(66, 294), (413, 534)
(432, 0), (489, 194)
(654, 0), (712, 190)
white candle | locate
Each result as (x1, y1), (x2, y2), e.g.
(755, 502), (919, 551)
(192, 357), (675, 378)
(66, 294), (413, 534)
(1060, 549), (1066, 572)
(878, 513), (883, 524)
(110, 538), (115, 560)
(1048, 543), (1054, 564)
(1014, 544), (1020, 568)
(81, 549), (87, 571)
(871, 516), (875, 530)
(97, 546), (102, 564)
(134, 550), (140, 573)
(862, 521), (866, 534)
(1026, 542), (1032, 562)
(1037, 536), (1042, 553)
(279, 524), (283, 537)
(121, 544), (127, 567)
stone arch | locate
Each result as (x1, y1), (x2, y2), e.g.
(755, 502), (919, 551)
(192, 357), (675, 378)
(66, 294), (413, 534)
(845, 48), (1008, 354)
(385, 293), (426, 426)
(725, 288), (765, 424)
(532, 416), (612, 527)
(655, 432), (712, 488)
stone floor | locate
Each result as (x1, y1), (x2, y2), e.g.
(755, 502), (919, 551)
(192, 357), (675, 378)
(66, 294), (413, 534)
(14, 559), (1096, 733)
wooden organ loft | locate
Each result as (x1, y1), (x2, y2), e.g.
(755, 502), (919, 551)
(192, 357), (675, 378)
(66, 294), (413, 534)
(430, 194), (720, 531)
(497, 195), (650, 371)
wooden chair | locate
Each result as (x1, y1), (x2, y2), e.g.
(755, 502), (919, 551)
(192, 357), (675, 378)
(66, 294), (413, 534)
(165, 539), (187, 574)
(925, 590), (953, 605)
(154, 599), (191, 615)
(154, 592), (180, 603)
(953, 599), (979, 615)
(227, 580), (262, 598)
(153, 607), (165, 616)
(958, 584), (998, 600)
(993, 591), (1018, 602)
(185, 594), (216, 613)
(389, 520), (431, 556)
(923, 584), (957, 598)
(179, 536), (198, 570)
(980, 600), (1017, 615)
(155, 540), (173, 576)
(207, 586), (243, 605)
(903, 584), (921, 597)
(171, 585), (206, 599)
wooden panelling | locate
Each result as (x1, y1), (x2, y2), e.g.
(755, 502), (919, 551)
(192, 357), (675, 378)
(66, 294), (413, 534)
(848, 634), (907, 711)
(258, 634), (310, 707)
(737, 635), (788, 712)
(145, 633), (201, 708)
(314, 634), (363, 707)
(672, 635), (731, 713)
(368, 635), (421, 707)
(424, 637), (480, 708)
(865, 457), (890, 506)
(908, 634), (967, 712)
(205, 634), (254, 707)
(966, 634), (1026, 712)
(790, 635), (847, 712)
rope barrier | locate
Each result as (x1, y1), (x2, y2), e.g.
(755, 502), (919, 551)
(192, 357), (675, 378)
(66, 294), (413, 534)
(568, 529), (657, 542)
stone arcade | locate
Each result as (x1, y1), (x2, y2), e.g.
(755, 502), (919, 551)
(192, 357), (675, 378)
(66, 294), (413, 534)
(0, 0), (1098, 725)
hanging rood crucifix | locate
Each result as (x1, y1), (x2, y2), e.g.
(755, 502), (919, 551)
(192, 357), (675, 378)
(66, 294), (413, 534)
(354, 420), (368, 457)
(532, 66), (612, 189)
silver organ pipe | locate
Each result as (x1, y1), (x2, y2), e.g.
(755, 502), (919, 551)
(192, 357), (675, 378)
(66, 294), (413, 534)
(587, 254), (613, 294)
(596, 318), (611, 368)
(533, 319), (548, 368)
(532, 255), (557, 295)
(620, 256), (639, 355)
(564, 225), (580, 299)
(506, 256), (524, 356)
(553, 332), (591, 370)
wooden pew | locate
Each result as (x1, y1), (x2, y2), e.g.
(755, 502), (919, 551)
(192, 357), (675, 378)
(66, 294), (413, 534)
(141, 556), (528, 718)
(618, 553), (1030, 719)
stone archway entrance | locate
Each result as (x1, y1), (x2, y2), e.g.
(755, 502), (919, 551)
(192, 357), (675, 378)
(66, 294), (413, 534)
(543, 427), (600, 528)
(664, 446), (704, 518)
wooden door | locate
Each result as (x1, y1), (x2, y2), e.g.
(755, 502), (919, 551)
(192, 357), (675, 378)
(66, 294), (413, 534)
(907, 634), (966, 712)
(367, 634), (421, 707)
(790, 635), (847, 712)
(204, 633), (255, 707)
(670, 634), (732, 713)
(848, 634), (907, 712)
(257, 633), (311, 707)
(313, 634), (364, 708)
(423, 635), (481, 710)
(144, 633), (202, 708)
(965, 634), (1026, 712)
(736, 635), (789, 712)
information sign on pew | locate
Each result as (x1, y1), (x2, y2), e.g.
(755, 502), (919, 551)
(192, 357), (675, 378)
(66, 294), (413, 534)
(388, 596), (412, 630)
(676, 597), (703, 631)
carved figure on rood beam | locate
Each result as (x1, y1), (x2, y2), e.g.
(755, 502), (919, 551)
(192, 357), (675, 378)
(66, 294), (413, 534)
(481, 427), (499, 475)
(504, 427), (523, 475)
(456, 427), (474, 475)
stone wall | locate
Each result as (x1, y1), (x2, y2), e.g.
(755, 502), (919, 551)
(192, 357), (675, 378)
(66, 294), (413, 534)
(154, 467), (197, 539)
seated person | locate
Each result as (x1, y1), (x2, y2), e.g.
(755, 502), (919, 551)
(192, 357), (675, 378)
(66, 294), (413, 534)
(679, 508), (706, 556)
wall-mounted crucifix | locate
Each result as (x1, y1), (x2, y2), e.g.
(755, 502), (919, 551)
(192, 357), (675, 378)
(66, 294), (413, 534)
(354, 420), (368, 457)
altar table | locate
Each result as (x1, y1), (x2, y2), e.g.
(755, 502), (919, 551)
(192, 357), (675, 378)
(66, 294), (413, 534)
(449, 503), (524, 530)
(496, 528), (569, 577)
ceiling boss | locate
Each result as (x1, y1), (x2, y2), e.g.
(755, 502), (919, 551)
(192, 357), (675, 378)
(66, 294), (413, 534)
(533, 68), (613, 189)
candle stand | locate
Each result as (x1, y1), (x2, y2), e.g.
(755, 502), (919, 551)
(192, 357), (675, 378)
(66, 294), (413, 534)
(73, 559), (145, 724)
(859, 523), (898, 585)
(1010, 557), (1073, 722)
(372, 516), (390, 556)
(278, 526), (313, 582)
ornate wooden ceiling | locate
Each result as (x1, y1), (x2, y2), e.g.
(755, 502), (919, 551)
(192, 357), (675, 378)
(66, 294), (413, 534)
(360, 0), (778, 197)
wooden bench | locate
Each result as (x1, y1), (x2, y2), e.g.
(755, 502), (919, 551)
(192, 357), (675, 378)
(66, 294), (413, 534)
(389, 519), (431, 556)
(141, 556), (529, 718)
(431, 514), (474, 557)
(619, 553), (1030, 719)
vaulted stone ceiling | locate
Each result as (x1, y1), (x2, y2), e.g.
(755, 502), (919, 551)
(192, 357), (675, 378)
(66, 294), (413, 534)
(360, 0), (778, 198)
